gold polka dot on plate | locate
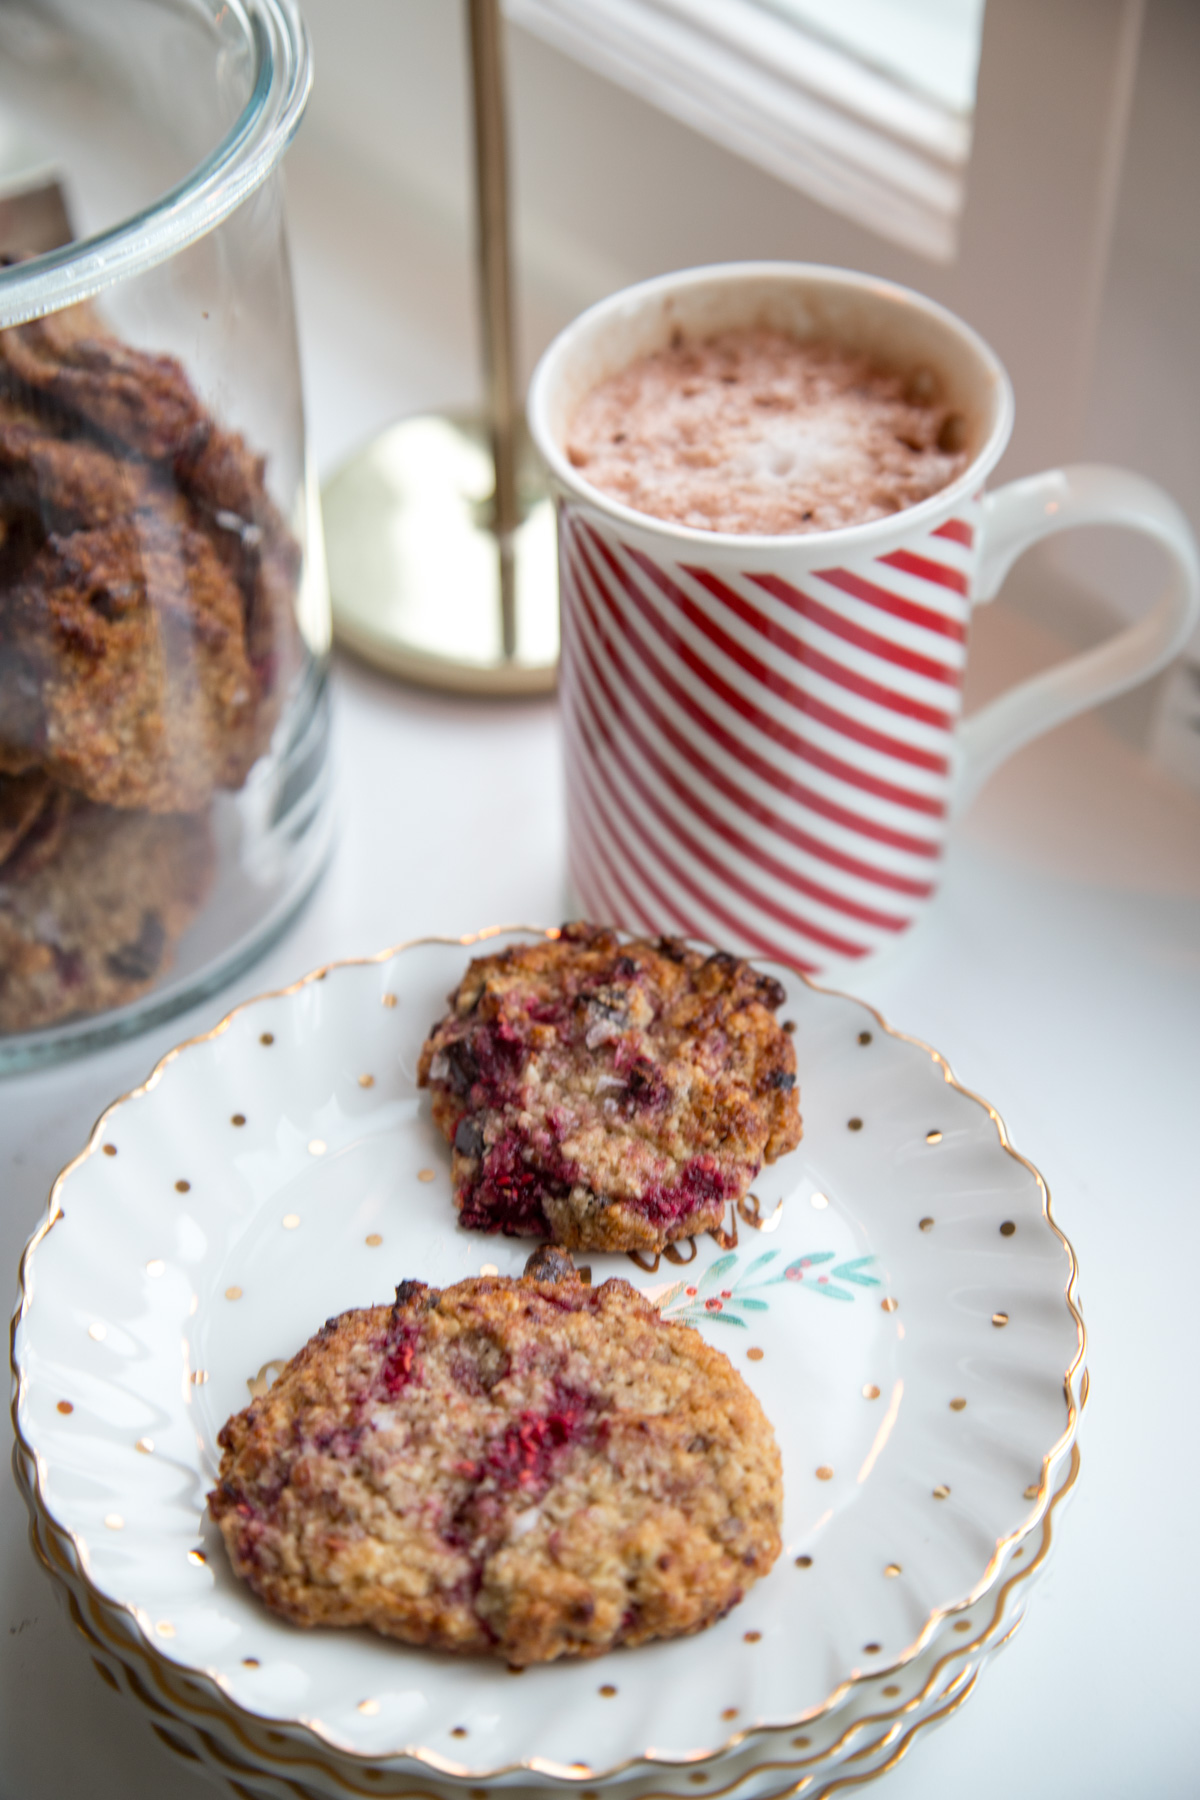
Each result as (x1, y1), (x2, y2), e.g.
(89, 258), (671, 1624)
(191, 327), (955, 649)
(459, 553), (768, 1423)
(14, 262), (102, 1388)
(242, 1656), (259, 1667)
(795, 1554), (813, 1568)
(863, 1642), (882, 1654)
(231, 1114), (246, 1127)
(746, 1346), (764, 1362)
(847, 1117), (863, 1132)
(282, 1214), (300, 1230)
(919, 1217), (934, 1232)
(357, 1699), (379, 1716)
(450, 1727), (468, 1739)
(104, 1513), (123, 1530)
(885, 1563), (901, 1578)
(480, 1263), (499, 1276)
(417, 1168), (435, 1183)
(933, 1484), (950, 1499)
(926, 1129), (943, 1144)
(260, 1032), (274, 1046)
(688, 1775), (708, 1785)
(190, 1370), (209, 1385)
(156, 1622), (175, 1638)
(857, 1030), (872, 1045)
(815, 1465), (834, 1481)
(1000, 1220), (1016, 1236)
(882, 1684), (901, 1698)
(382, 993), (397, 1009)
(187, 1549), (206, 1566)
(953, 1620), (971, 1634)
(366, 1234), (383, 1248)
(225, 1286), (243, 1301)
(136, 1437), (153, 1453)
(743, 1630), (762, 1643)
(56, 1400), (73, 1415)
(881, 1297), (898, 1313)
(1024, 1483), (1040, 1500)
(862, 1383), (880, 1399)
(358, 1074), (375, 1088)
(721, 1707), (738, 1720)
(949, 1397), (967, 1411)
(599, 1684), (617, 1697)
(175, 1179), (190, 1193)
(792, 1735), (811, 1749)
(992, 1310), (1009, 1327)
(102, 1143), (117, 1157)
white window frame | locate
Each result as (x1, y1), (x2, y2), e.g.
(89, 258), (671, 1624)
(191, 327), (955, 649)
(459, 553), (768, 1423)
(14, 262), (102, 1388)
(504, 0), (975, 260)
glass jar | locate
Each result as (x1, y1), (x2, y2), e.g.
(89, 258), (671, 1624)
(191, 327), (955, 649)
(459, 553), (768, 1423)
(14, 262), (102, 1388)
(0, 0), (331, 1070)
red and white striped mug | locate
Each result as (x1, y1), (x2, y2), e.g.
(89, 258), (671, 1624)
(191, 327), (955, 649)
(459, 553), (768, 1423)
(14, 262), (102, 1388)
(528, 264), (1200, 976)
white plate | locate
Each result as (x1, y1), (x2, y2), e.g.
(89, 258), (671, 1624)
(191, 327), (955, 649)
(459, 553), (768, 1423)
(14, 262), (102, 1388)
(14, 1437), (1080, 1800)
(12, 929), (1085, 1786)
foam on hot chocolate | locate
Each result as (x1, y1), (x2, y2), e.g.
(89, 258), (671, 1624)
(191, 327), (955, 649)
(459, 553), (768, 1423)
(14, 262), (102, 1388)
(565, 328), (970, 535)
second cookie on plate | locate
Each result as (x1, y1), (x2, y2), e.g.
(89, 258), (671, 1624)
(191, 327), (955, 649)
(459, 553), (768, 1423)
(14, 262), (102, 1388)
(418, 923), (802, 1254)
(209, 1249), (782, 1665)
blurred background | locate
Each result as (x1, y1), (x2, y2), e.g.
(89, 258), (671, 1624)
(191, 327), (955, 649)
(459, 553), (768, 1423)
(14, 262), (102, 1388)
(287, 0), (1200, 784)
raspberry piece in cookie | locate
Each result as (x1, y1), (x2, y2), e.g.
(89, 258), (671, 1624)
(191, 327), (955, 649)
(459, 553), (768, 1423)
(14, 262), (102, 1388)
(417, 924), (802, 1253)
(208, 1250), (782, 1665)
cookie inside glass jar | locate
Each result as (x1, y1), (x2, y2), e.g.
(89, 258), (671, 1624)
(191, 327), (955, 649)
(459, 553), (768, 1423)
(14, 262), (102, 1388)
(0, 297), (302, 1033)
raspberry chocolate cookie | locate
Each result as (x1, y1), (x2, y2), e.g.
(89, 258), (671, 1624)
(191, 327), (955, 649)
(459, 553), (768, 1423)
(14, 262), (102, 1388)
(417, 924), (802, 1254)
(209, 1249), (782, 1665)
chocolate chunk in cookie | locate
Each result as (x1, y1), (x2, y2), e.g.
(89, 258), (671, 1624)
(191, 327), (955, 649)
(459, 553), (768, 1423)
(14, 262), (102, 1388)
(418, 924), (802, 1254)
(208, 1264), (782, 1664)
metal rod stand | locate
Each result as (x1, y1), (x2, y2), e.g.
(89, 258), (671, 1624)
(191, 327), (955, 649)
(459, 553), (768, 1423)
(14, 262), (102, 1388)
(322, 0), (558, 694)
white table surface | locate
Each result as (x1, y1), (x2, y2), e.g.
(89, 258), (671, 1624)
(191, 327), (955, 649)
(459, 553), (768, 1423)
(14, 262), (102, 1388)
(4, 166), (1200, 1799)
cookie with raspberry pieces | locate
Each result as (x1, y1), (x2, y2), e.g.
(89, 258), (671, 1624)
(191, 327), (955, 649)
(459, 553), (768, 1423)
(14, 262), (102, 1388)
(208, 1250), (782, 1665)
(417, 924), (801, 1254)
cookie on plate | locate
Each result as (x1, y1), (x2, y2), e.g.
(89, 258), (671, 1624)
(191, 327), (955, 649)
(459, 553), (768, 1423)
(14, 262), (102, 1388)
(417, 923), (802, 1254)
(0, 773), (214, 1032)
(208, 1249), (782, 1665)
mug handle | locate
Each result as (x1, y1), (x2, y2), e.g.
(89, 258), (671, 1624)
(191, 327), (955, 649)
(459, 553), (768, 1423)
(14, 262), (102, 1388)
(955, 465), (1200, 811)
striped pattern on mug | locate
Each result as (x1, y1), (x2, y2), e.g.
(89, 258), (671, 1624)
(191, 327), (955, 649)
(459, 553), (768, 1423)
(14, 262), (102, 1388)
(559, 501), (982, 973)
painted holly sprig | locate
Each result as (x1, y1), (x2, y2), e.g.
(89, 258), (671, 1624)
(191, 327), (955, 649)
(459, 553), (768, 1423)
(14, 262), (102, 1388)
(655, 1247), (880, 1327)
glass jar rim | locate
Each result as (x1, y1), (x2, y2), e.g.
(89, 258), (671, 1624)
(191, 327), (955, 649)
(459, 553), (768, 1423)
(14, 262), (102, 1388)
(0, 0), (311, 329)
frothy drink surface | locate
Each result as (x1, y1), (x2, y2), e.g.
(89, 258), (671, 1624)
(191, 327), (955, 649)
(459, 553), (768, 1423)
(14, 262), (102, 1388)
(566, 328), (969, 535)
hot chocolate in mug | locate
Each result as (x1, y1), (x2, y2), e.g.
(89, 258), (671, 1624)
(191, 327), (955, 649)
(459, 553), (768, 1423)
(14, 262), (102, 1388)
(527, 263), (1200, 976)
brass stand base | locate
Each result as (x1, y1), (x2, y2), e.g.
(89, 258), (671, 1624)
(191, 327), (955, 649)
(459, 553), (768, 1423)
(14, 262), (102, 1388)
(322, 412), (559, 695)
